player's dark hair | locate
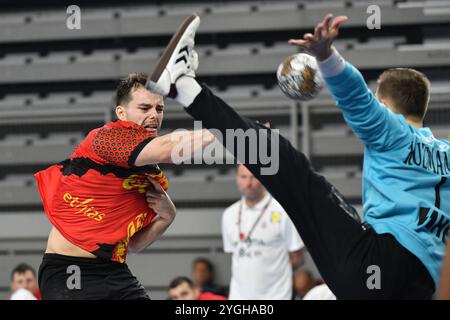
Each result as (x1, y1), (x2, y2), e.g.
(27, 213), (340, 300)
(192, 257), (214, 274)
(11, 263), (36, 280)
(169, 276), (195, 289)
(377, 68), (430, 120)
(115, 72), (148, 106)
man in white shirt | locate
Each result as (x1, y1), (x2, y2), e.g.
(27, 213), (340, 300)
(222, 165), (304, 300)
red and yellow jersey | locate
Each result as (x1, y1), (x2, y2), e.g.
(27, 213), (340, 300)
(34, 120), (168, 263)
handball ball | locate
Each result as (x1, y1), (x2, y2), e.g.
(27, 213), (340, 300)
(276, 53), (324, 101)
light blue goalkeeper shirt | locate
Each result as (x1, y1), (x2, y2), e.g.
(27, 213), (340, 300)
(324, 62), (450, 288)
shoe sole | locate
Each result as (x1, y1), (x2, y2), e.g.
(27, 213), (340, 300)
(149, 14), (198, 83)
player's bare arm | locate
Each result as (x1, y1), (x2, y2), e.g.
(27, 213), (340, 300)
(128, 178), (176, 253)
(134, 128), (215, 166)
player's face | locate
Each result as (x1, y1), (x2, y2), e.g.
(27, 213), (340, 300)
(236, 165), (265, 201)
(119, 86), (164, 135)
(11, 271), (38, 293)
(169, 282), (199, 300)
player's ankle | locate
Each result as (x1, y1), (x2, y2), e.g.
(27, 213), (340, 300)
(174, 76), (202, 107)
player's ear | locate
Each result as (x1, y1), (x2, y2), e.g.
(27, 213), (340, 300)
(377, 95), (390, 109)
(115, 105), (127, 121)
(375, 90), (387, 106)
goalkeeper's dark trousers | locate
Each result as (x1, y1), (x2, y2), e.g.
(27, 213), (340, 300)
(185, 85), (435, 300)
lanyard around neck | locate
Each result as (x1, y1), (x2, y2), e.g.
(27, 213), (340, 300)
(238, 196), (272, 243)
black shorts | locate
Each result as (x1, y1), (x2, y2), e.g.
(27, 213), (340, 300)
(38, 253), (150, 300)
(185, 85), (435, 299)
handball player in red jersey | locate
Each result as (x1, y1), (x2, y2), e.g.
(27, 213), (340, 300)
(35, 73), (214, 300)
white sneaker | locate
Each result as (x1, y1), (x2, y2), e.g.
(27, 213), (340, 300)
(146, 14), (200, 98)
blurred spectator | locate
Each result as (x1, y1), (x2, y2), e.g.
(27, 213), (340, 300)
(222, 165), (304, 300)
(191, 257), (227, 296)
(168, 276), (227, 300)
(293, 270), (316, 300)
(10, 263), (40, 300)
(303, 283), (336, 300)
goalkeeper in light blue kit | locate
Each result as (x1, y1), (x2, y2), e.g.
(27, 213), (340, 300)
(147, 14), (450, 299)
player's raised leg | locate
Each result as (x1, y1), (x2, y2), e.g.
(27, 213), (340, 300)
(145, 15), (422, 299)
